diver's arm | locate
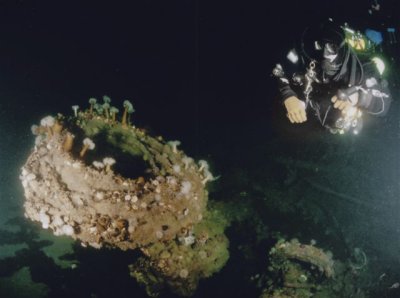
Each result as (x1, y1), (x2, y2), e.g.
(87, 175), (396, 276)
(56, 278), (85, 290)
(357, 63), (392, 116)
(357, 78), (391, 117)
(272, 48), (307, 123)
(284, 96), (307, 123)
(272, 46), (307, 100)
(333, 84), (391, 117)
(272, 64), (307, 123)
(272, 63), (298, 102)
(333, 71), (392, 116)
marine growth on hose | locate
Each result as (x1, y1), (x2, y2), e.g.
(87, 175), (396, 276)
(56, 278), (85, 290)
(20, 97), (229, 297)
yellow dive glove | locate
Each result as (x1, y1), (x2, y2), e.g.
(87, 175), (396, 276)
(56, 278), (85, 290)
(283, 96), (307, 123)
(331, 93), (358, 115)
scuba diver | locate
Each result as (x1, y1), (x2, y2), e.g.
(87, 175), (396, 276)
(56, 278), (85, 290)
(272, 20), (392, 134)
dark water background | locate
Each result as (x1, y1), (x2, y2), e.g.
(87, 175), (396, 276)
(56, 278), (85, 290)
(0, 0), (400, 297)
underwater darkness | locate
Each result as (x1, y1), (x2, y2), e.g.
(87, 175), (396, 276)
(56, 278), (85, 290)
(1, 0), (400, 297)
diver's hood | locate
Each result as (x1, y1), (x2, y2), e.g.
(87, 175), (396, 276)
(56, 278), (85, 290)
(322, 59), (342, 77)
(321, 43), (342, 77)
(301, 21), (364, 85)
(300, 22), (346, 62)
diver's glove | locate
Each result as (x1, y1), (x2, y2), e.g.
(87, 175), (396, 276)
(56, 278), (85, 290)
(331, 95), (354, 113)
(283, 96), (307, 123)
(332, 86), (359, 113)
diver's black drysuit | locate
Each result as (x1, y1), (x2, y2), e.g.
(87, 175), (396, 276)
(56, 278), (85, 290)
(272, 34), (392, 130)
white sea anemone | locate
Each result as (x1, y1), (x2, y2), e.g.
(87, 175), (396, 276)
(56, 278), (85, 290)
(201, 169), (218, 185)
(180, 181), (192, 195)
(72, 105), (79, 117)
(168, 140), (181, 153)
(92, 161), (105, 169)
(122, 100), (135, 126)
(79, 138), (95, 157)
(39, 212), (50, 229)
(173, 164), (181, 173)
(40, 115), (55, 128)
(103, 157), (116, 172)
(198, 160), (209, 172)
(62, 225), (75, 236)
(40, 116), (56, 136)
(182, 156), (194, 169)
